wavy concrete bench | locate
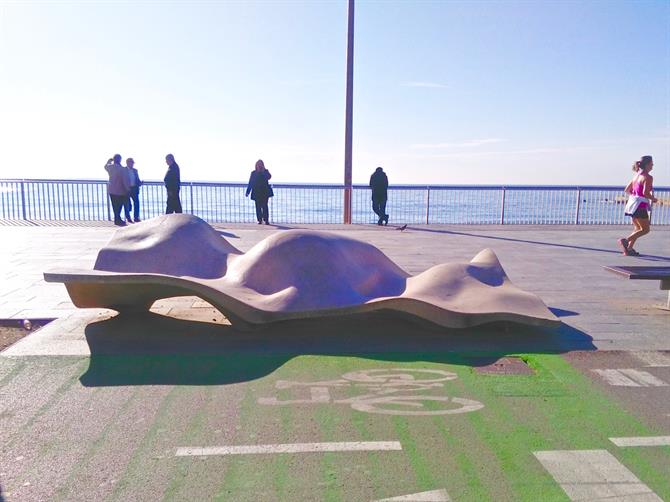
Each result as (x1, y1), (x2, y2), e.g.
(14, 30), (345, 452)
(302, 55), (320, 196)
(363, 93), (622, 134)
(44, 215), (560, 330)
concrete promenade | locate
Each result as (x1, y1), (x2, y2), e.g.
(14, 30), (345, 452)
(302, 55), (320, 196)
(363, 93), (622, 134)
(1, 221), (668, 351)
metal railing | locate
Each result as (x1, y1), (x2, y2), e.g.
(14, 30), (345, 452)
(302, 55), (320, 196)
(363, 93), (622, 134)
(0, 179), (668, 225)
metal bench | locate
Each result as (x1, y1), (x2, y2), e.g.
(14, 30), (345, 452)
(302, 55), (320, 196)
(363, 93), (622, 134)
(604, 266), (670, 310)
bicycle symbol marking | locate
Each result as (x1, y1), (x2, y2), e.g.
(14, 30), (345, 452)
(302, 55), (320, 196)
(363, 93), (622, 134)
(258, 368), (484, 416)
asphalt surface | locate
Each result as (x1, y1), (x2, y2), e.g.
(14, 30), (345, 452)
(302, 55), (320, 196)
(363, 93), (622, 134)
(1, 223), (669, 501)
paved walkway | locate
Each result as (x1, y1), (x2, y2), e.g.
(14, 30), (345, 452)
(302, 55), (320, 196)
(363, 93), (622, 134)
(1, 222), (668, 351)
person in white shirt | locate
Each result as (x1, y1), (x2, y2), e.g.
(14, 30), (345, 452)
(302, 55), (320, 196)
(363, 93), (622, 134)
(104, 154), (131, 226)
(124, 158), (142, 223)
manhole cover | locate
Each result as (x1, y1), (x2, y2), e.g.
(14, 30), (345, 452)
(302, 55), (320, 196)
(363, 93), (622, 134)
(474, 357), (534, 375)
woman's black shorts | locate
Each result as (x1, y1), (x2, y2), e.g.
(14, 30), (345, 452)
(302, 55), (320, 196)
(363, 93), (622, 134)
(631, 207), (649, 219)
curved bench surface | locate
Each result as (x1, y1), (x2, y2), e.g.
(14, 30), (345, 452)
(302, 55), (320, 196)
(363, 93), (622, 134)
(44, 214), (560, 329)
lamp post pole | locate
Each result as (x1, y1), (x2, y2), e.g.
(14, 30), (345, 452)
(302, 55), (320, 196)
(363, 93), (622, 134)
(343, 0), (354, 224)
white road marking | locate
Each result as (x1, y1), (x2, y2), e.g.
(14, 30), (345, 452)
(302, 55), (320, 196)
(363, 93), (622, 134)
(632, 351), (670, 367)
(373, 488), (451, 501)
(175, 441), (403, 457)
(619, 369), (668, 387)
(534, 449), (662, 501)
(310, 386), (332, 402)
(592, 369), (641, 386)
(350, 396), (484, 416)
(592, 369), (668, 387)
(259, 368), (484, 416)
(610, 436), (670, 447)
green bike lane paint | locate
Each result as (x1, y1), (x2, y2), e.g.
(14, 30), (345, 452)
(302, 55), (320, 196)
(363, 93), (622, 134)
(1, 352), (669, 501)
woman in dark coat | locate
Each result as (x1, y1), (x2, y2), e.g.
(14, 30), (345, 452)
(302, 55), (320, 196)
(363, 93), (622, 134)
(245, 159), (273, 224)
(164, 153), (182, 214)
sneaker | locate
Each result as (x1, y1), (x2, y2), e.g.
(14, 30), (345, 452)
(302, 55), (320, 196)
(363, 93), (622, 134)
(114, 220), (126, 226)
(264, 221), (270, 225)
(134, 218), (141, 222)
(617, 238), (629, 255)
(628, 248), (640, 257)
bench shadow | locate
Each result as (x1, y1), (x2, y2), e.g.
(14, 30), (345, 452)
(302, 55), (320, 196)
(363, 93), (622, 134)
(80, 311), (595, 387)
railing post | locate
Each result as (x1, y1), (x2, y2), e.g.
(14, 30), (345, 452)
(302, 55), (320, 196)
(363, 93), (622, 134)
(20, 180), (27, 220)
(500, 187), (506, 225)
(189, 182), (194, 214)
(106, 189), (111, 222)
(425, 186), (430, 224)
(575, 188), (582, 225)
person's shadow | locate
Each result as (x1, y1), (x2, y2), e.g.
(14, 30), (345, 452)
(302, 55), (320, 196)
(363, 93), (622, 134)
(80, 311), (595, 387)
(403, 226), (670, 262)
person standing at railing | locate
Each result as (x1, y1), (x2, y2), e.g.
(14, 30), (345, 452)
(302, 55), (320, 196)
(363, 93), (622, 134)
(370, 167), (389, 226)
(245, 159), (273, 224)
(104, 154), (131, 226)
(124, 158), (142, 223)
(164, 153), (182, 214)
(618, 155), (658, 256)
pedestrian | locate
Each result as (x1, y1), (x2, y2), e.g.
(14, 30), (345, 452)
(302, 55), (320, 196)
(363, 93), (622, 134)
(245, 159), (273, 225)
(124, 157), (142, 222)
(104, 154), (131, 226)
(164, 153), (182, 214)
(618, 155), (658, 256)
(369, 167), (389, 225)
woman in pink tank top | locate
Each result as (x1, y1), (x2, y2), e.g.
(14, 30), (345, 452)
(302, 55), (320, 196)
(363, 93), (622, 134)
(618, 155), (657, 256)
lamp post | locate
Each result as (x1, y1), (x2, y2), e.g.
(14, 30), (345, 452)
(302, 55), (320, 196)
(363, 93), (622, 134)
(343, 0), (354, 224)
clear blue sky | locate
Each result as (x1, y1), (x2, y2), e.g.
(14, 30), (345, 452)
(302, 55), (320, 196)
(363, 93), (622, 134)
(0, 0), (668, 185)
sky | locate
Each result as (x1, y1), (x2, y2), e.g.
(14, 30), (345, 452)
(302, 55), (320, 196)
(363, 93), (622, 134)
(0, 0), (668, 186)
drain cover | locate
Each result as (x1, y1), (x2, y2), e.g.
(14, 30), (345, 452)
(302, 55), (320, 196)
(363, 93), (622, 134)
(475, 357), (534, 375)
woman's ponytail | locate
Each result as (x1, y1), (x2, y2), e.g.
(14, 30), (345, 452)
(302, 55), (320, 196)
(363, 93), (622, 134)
(633, 155), (653, 172)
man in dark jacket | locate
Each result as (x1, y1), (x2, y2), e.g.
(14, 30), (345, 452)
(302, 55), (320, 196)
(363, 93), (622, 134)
(164, 153), (182, 214)
(369, 167), (389, 225)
